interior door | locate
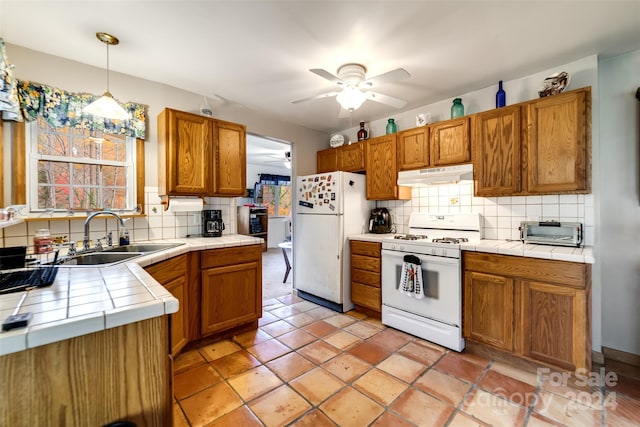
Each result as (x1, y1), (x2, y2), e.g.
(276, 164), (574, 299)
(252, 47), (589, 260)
(294, 213), (343, 302)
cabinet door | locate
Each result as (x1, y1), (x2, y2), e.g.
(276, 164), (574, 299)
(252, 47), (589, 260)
(519, 280), (588, 371)
(366, 134), (408, 200)
(524, 88), (590, 194)
(158, 109), (212, 196)
(145, 254), (189, 356)
(201, 261), (261, 336)
(212, 120), (246, 196)
(429, 117), (471, 166)
(338, 143), (365, 172)
(397, 127), (429, 171)
(473, 105), (522, 196)
(164, 274), (189, 355)
(463, 271), (514, 351)
(317, 148), (338, 173)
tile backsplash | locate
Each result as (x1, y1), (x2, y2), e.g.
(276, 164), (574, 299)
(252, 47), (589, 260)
(0, 187), (238, 249)
(376, 181), (594, 245)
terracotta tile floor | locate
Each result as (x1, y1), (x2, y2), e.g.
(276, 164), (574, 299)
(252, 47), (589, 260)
(173, 294), (640, 427)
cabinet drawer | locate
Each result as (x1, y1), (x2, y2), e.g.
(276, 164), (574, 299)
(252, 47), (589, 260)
(351, 254), (380, 272)
(352, 282), (381, 311)
(463, 252), (588, 289)
(351, 241), (381, 257)
(201, 245), (261, 269)
(145, 254), (188, 283)
(351, 269), (380, 287)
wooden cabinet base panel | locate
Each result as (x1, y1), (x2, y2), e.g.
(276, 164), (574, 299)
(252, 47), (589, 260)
(0, 317), (171, 426)
(353, 304), (382, 318)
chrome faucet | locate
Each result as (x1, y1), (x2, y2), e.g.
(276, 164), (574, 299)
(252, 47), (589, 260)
(83, 211), (125, 251)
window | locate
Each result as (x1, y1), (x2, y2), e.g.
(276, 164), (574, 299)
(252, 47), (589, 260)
(262, 184), (291, 217)
(26, 117), (136, 212)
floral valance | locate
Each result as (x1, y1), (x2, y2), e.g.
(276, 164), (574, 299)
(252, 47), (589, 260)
(16, 80), (147, 139)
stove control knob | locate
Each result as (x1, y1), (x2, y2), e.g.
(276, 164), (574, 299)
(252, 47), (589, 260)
(431, 248), (436, 255)
(441, 249), (447, 256)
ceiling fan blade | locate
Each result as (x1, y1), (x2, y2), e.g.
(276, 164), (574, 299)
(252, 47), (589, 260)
(291, 91), (339, 104)
(309, 68), (344, 85)
(365, 91), (407, 108)
(362, 68), (410, 87)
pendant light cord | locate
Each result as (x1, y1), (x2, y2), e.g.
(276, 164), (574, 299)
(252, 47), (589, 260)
(105, 42), (110, 94)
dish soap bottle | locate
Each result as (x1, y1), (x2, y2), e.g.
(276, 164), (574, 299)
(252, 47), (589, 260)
(386, 118), (397, 135)
(496, 81), (506, 108)
(451, 98), (464, 118)
(119, 225), (130, 246)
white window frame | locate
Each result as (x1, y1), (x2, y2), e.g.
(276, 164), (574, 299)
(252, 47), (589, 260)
(25, 120), (136, 213)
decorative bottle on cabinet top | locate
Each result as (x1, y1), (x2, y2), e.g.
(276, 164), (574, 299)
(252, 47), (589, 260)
(357, 121), (368, 141)
(496, 81), (506, 108)
(386, 118), (397, 134)
(451, 98), (464, 118)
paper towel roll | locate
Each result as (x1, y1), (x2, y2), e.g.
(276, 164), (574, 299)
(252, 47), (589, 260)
(167, 198), (204, 213)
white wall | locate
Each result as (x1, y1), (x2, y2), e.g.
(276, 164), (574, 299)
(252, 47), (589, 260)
(598, 50), (640, 355)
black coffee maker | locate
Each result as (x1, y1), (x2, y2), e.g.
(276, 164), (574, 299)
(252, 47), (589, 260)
(202, 210), (225, 237)
(368, 207), (393, 234)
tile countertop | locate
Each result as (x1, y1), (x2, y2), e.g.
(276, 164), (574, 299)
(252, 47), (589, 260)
(0, 234), (263, 356)
(349, 234), (594, 264)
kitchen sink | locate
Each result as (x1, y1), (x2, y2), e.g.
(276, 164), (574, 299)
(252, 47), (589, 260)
(57, 252), (144, 266)
(102, 242), (185, 253)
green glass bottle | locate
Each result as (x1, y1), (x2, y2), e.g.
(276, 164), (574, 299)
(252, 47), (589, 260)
(451, 98), (464, 118)
(386, 118), (397, 134)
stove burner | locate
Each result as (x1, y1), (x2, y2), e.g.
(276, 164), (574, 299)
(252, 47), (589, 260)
(432, 237), (469, 244)
(394, 234), (429, 240)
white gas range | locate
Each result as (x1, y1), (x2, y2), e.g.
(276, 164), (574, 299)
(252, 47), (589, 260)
(381, 212), (482, 351)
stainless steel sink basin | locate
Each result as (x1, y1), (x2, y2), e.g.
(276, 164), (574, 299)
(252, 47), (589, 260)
(102, 242), (185, 253)
(58, 252), (144, 266)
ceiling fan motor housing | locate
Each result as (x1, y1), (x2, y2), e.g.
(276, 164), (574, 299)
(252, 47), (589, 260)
(337, 63), (367, 86)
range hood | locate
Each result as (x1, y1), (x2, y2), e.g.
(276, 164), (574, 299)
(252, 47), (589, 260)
(397, 163), (474, 186)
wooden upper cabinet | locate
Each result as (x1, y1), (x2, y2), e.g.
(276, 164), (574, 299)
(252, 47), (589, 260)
(472, 105), (522, 196)
(338, 143), (365, 172)
(158, 108), (212, 196)
(212, 120), (246, 196)
(366, 134), (410, 200)
(317, 148), (338, 173)
(524, 88), (590, 194)
(429, 117), (471, 166)
(397, 127), (429, 170)
(158, 108), (247, 197)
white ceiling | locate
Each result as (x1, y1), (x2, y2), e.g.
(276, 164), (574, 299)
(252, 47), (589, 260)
(1, 1), (639, 136)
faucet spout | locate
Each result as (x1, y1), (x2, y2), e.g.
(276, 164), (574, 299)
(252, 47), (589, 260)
(83, 211), (125, 251)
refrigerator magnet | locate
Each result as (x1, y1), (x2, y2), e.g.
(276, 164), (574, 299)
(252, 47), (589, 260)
(329, 204), (335, 211)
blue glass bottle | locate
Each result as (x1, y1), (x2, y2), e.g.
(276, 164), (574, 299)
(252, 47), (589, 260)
(496, 81), (506, 108)
(451, 98), (464, 118)
(386, 118), (397, 134)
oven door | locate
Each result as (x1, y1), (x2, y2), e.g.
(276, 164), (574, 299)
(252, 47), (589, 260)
(381, 249), (461, 327)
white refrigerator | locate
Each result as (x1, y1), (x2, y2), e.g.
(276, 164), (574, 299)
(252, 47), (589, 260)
(293, 171), (373, 312)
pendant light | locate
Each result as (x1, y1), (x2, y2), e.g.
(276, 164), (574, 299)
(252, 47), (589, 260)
(82, 32), (129, 121)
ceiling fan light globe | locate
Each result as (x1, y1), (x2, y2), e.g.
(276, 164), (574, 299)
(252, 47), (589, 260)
(83, 92), (130, 120)
(336, 87), (367, 111)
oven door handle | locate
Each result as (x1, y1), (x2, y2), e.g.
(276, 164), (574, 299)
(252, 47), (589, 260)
(381, 249), (460, 266)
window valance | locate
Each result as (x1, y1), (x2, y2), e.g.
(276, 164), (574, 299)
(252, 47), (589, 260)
(16, 80), (147, 139)
(259, 174), (291, 185)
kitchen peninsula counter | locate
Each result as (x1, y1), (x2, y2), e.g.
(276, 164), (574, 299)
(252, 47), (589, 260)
(0, 234), (262, 356)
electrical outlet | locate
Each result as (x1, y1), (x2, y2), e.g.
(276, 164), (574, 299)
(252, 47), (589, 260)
(450, 197), (459, 205)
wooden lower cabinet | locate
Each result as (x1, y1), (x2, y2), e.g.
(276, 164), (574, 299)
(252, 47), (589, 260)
(463, 252), (591, 371)
(145, 254), (190, 356)
(350, 240), (381, 314)
(201, 245), (262, 336)
(0, 317), (171, 426)
(464, 271), (514, 351)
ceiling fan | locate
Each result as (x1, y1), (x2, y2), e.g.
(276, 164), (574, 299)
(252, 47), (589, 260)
(291, 63), (410, 112)
(264, 151), (292, 169)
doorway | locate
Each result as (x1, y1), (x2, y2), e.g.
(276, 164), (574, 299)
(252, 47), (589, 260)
(244, 133), (294, 300)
